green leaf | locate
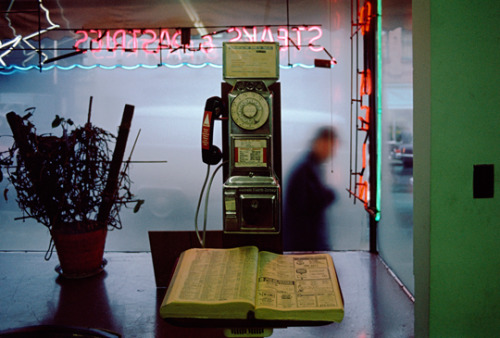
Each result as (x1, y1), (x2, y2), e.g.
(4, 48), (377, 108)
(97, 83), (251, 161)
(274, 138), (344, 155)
(133, 199), (145, 213)
(52, 115), (62, 128)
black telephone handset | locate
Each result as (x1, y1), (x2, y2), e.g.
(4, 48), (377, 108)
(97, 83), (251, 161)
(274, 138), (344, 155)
(201, 96), (224, 165)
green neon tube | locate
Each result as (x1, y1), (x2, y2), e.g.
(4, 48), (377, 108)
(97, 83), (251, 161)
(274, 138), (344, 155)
(375, 0), (382, 221)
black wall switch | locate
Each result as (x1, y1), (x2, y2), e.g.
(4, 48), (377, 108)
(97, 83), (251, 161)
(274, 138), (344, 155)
(473, 164), (494, 198)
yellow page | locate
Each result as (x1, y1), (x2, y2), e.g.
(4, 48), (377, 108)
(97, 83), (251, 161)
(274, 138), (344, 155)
(160, 246), (259, 319)
(254, 251), (344, 322)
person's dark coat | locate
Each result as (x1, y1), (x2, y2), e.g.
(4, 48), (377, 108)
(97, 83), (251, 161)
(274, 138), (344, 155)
(283, 152), (336, 251)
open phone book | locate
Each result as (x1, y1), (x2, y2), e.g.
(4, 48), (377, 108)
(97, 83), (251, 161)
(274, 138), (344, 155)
(160, 246), (344, 323)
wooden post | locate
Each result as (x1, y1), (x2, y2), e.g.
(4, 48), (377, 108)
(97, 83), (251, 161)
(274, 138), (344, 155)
(6, 112), (59, 225)
(6, 112), (35, 161)
(97, 104), (134, 226)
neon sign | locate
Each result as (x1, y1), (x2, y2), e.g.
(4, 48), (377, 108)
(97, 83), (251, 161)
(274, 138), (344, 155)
(359, 1), (372, 35)
(356, 68), (372, 208)
(348, 0), (378, 217)
(0, 0), (60, 67)
(73, 25), (324, 56)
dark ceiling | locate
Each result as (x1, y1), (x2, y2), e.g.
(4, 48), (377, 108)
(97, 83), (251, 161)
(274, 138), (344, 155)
(1, 0), (325, 40)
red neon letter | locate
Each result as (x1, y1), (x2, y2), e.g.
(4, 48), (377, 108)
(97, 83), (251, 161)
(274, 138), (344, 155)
(89, 30), (103, 53)
(358, 176), (368, 206)
(359, 1), (372, 35)
(142, 29), (158, 54)
(260, 27), (274, 42)
(74, 30), (88, 51)
(130, 29), (141, 52)
(360, 69), (372, 96)
(171, 30), (181, 49)
(112, 29), (127, 51)
(105, 30), (112, 51)
(359, 105), (370, 131)
(159, 29), (171, 50)
(201, 35), (214, 54)
(291, 26), (305, 50)
(242, 27), (257, 42)
(277, 28), (288, 51)
(307, 26), (323, 52)
(228, 27), (242, 42)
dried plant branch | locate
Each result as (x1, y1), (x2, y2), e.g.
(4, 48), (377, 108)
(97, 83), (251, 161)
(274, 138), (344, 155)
(1, 109), (142, 233)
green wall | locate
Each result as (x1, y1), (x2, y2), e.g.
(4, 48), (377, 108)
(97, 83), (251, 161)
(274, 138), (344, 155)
(413, 0), (500, 336)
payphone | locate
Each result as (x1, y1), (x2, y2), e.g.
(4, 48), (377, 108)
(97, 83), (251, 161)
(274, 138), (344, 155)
(201, 42), (282, 252)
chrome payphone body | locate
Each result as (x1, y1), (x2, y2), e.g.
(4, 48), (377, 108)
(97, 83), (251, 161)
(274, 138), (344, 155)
(222, 42), (282, 241)
(201, 42), (282, 251)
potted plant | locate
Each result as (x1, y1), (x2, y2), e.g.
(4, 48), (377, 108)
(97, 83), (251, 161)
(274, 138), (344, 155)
(1, 102), (143, 278)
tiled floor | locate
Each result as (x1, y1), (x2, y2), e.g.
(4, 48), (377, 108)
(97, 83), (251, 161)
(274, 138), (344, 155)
(0, 251), (413, 337)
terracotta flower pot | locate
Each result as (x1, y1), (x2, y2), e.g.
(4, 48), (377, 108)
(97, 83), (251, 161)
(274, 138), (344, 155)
(51, 226), (107, 278)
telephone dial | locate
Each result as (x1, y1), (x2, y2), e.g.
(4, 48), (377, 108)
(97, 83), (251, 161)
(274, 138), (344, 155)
(230, 81), (269, 129)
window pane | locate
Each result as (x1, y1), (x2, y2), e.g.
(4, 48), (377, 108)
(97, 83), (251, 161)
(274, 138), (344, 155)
(0, 0), (369, 252)
(378, 1), (414, 294)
